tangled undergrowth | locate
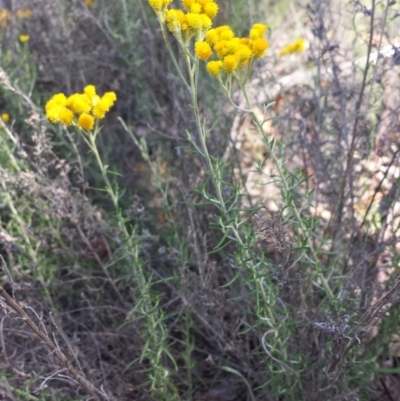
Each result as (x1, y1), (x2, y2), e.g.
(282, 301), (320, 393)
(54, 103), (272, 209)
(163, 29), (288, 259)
(1, 0), (400, 400)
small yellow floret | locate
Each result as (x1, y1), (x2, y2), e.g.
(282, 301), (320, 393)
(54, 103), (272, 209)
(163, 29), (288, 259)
(225, 38), (240, 54)
(195, 41), (212, 60)
(279, 38), (306, 55)
(203, 2), (218, 19)
(250, 23), (267, 39)
(186, 12), (202, 30)
(182, 0), (195, 10)
(219, 28), (234, 41)
(205, 29), (219, 45)
(84, 85), (97, 99)
(199, 14), (211, 31)
(78, 113), (95, 130)
(1, 113), (10, 122)
(223, 55), (238, 73)
(19, 34), (30, 43)
(46, 93), (68, 113)
(148, 0), (164, 11)
(206, 60), (223, 76)
(46, 107), (62, 124)
(46, 105), (73, 125)
(214, 40), (228, 58)
(166, 9), (181, 32)
(59, 108), (74, 125)
(236, 44), (252, 67)
(250, 38), (269, 58)
(190, 2), (201, 13)
(92, 103), (107, 119)
(215, 25), (231, 34)
(102, 92), (117, 106)
(67, 94), (91, 114)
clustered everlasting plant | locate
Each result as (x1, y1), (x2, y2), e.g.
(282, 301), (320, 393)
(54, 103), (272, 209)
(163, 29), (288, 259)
(45, 82), (172, 398)
(145, 0), (335, 375)
(1, 0), (394, 399)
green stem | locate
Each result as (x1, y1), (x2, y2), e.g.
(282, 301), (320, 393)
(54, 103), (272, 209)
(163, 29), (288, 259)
(239, 84), (334, 301)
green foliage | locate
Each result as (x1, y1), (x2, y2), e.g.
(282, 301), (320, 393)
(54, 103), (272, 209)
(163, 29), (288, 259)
(1, 0), (400, 400)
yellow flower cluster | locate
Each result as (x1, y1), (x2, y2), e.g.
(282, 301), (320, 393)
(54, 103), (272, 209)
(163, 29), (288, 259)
(279, 38), (306, 56)
(164, 0), (218, 41)
(0, 8), (31, 29)
(16, 9), (32, 19)
(203, 23), (268, 76)
(0, 9), (11, 29)
(45, 85), (117, 131)
(147, 0), (268, 77)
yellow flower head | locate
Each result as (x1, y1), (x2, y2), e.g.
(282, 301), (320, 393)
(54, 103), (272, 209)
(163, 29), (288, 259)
(17, 9), (32, 18)
(279, 38), (306, 55)
(205, 28), (219, 45)
(84, 84), (97, 99)
(195, 41), (212, 60)
(67, 93), (91, 114)
(250, 23), (267, 39)
(102, 91), (117, 106)
(190, 2), (202, 13)
(46, 106), (74, 125)
(206, 60), (223, 76)
(223, 54), (239, 73)
(86, 0), (94, 6)
(148, 0), (172, 12)
(19, 34), (30, 43)
(182, 0), (196, 10)
(1, 113), (10, 122)
(250, 38), (269, 58)
(186, 12), (202, 30)
(166, 9), (183, 33)
(92, 92), (117, 119)
(225, 38), (240, 54)
(92, 103), (108, 119)
(203, 2), (218, 19)
(214, 40), (229, 58)
(45, 93), (68, 113)
(78, 113), (95, 130)
(0, 9), (12, 29)
(219, 28), (234, 41)
(59, 108), (74, 125)
(235, 44), (252, 67)
(199, 13), (211, 31)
